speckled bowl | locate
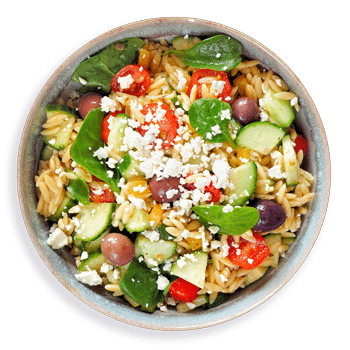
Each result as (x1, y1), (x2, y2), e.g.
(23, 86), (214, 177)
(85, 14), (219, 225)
(17, 17), (330, 330)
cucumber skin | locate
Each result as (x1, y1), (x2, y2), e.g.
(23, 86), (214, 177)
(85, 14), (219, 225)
(78, 250), (108, 272)
(282, 134), (299, 186)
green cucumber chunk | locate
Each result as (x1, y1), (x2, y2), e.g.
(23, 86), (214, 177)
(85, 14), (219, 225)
(74, 202), (116, 242)
(118, 154), (144, 180)
(224, 160), (257, 206)
(48, 195), (76, 222)
(171, 35), (199, 50)
(123, 209), (150, 233)
(176, 294), (209, 313)
(74, 230), (109, 253)
(78, 250), (108, 272)
(282, 134), (299, 186)
(107, 113), (129, 158)
(244, 266), (268, 286)
(235, 121), (286, 155)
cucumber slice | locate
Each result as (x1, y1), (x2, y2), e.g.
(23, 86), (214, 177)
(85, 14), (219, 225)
(40, 145), (54, 161)
(107, 113), (129, 158)
(48, 195), (76, 222)
(78, 250), (108, 272)
(134, 234), (177, 266)
(282, 236), (296, 246)
(261, 89), (295, 128)
(123, 209), (150, 233)
(282, 134), (299, 186)
(172, 35), (198, 50)
(176, 294), (209, 313)
(74, 202), (116, 242)
(170, 251), (208, 288)
(74, 230), (109, 253)
(244, 266), (268, 286)
(224, 160), (257, 206)
(118, 154), (144, 180)
(43, 104), (78, 151)
(235, 121), (286, 155)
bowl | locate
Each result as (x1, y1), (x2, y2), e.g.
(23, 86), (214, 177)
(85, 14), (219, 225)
(17, 17), (330, 330)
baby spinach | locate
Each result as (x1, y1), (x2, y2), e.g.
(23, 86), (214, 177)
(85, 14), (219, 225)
(72, 37), (144, 92)
(66, 174), (90, 205)
(165, 35), (242, 71)
(119, 258), (166, 308)
(192, 205), (260, 236)
(188, 98), (236, 147)
(70, 108), (120, 194)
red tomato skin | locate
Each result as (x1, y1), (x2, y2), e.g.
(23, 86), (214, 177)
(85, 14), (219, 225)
(137, 102), (178, 148)
(188, 69), (232, 101)
(185, 174), (221, 203)
(294, 134), (308, 155)
(169, 278), (199, 303)
(101, 111), (124, 144)
(227, 233), (270, 270)
(110, 64), (151, 97)
(89, 187), (115, 203)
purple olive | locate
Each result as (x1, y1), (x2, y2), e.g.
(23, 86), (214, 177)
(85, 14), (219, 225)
(252, 199), (287, 232)
(231, 97), (260, 125)
(101, 233), (135, 266)
(78, 92), (102, 118)
(149, 175), (182, 203)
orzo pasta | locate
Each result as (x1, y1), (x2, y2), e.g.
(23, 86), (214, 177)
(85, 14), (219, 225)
(36, 34), (314, 313)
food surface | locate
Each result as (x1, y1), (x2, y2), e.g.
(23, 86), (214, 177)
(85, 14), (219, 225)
(35, 34), (315, 313)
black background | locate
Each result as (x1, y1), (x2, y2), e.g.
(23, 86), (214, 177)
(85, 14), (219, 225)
(6, 15), (332, 347)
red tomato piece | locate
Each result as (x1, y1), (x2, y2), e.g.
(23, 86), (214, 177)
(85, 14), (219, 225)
(137, 102), (178, 148)
(293, 134), (308, 156)
(227, 233), (270, 270)
(110, 64), (151, 97)
(169, 278), (199, 303)
(188, 69), (232, 101)
(101, 111), (124, 144)
(89, 182), (115, 203)
(185, 173), (221, 203)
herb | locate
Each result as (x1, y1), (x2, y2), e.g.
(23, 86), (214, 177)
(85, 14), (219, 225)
(188, 98), (236, 147)
(70, 108), (120, 193)
(66, 173), (90, 205)
(192, 205), (260, 236)
(71, 37), (144, 92)
(119, 258), (165, 308)
(165, 35), (242, 71)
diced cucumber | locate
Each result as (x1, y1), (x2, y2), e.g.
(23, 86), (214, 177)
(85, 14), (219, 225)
(224, 160), (257, 206)
(123, 209), (150, 233)
(261, 90), (295, 129)
(244, 266), (268, 286)
(134, 234), (177, 266)
(78, 250), (108, 272)
(228, 118), (242, 140)
(282, 134), (299, 186)
(171, 35), (199, 50)
(74, 230), (109, 253)
(170, 251), (208, 288)
(43, 104), (78, 151)
(40, 145), (54, 160)
(282, 236), (297, 246)
(235, 121), (286, 155)
(107, 113), (129, 158)
(74, 202), (116, 242)
(48, 195), (76, 222)
(264, 233), (282, 248)
(118, 154), (144, 181)
(176, 294), (209, 313)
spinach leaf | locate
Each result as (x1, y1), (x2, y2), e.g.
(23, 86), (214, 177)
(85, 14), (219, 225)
(72, 37), (144, 92)
(66, 173), (90, 205)
(119, 258), (166, 308)
(192, 205), (260, 236)
(70, 108), (120, 193)
(188, 98), (236, 147)
(165, 35), (242, 71)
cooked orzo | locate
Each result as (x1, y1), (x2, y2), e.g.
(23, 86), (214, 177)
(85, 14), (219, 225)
(36, 34), (314, 313)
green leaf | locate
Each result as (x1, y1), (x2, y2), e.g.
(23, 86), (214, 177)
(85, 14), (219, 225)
(188, 98), (236, 147)
(71, 37), (145, 92)
(66, 174), (90, 205)
(192, 205), (260, 236)
(165, 35), (242, 71)
(70, 108), (120, 193)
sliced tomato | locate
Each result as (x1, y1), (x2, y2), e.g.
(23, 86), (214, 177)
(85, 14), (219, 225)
(227, 233), (270, 270)
(188, 69), (232, 101)
(110, 64), (151, 97)
(293, 134), (308, 155)
(89, 186), (116, 203)
(101, 111), (124, 144)
(169, 278), (199, 303)
(137, 102), (178, 148)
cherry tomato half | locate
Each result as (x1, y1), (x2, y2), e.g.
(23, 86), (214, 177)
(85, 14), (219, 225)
(137, 102), (178, 148)
(110, 64), (151, 97)
(89, 178), (116, 203)
(101, 111), (124, 144)
(169, 278), (199, 303)
(293, 134), (308, 156)
(188, 69), (232, 101)
(227, 233), (270, 270)
(185, 173), (221, 203)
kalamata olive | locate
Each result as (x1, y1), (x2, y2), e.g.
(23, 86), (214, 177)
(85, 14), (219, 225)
(149, 175), (182, 203)
(101, 233), (135, 266)
(252, 199), (287, 232)
(231, 97), (260, 125)
(78, 92), (102, 118)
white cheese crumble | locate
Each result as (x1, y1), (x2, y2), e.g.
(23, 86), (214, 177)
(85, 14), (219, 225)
(47, 228), (68, 249)
(268, 164), (286, 179)
(157, 275), (170, 290)
(118, 74), (134, 90)
(75, 270), (103, 286)
(100, 96), (117, 113)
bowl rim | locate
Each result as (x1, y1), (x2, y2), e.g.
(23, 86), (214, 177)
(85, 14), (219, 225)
(17, 16), (331, 330)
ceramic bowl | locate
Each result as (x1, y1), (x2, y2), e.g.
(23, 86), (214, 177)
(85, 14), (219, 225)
(17, 17), (330, 330)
